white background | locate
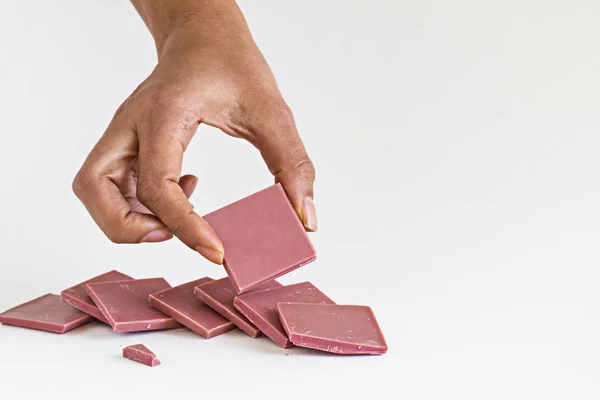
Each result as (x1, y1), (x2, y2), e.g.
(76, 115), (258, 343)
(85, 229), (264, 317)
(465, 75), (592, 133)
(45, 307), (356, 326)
(0, 1), (599, 399)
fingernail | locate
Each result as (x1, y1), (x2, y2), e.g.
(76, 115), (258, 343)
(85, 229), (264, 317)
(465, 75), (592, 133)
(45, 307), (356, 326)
(190, 176), (199, 192)
(195, 245), (224, 265)
(140, 228), (173, 243)
(302, 197), (317, 232)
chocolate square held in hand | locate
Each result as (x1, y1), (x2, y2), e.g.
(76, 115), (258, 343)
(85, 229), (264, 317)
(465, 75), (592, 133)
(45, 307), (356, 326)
(86, 278), (181, 333)
(61, 270), (133, 323)
(0, 294), (92, 334)
(203, 183), (316, 294)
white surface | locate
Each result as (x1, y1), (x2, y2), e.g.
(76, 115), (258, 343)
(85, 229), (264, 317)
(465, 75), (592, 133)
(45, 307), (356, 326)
(0, 1), (599, 399)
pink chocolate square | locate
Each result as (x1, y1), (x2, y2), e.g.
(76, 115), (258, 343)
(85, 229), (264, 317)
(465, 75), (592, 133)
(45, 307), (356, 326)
(86, 278), (181, 332)
(149, 277), (235, 339)
(203, 184), (316, 294)
(61, 270), (133, 323)
(233, 282), (334, 348)
(0, 294), (92, 334)
(194, 277), (282, 337)
(278, 303), (388, 355)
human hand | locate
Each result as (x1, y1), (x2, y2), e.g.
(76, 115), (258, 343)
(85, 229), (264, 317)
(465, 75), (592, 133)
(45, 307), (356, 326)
(72, 1), (317, 265)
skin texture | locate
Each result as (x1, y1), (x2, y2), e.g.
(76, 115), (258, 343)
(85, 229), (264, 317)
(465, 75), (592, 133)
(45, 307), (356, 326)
(73, 0), (317, 264)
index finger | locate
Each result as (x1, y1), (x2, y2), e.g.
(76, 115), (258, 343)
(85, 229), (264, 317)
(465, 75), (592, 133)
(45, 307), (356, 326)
(135, 118), (224, 264)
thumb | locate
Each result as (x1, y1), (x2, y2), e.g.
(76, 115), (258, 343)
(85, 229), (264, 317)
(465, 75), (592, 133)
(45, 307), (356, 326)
(273, 159), (317, 232)
(238, 100), (317, 231)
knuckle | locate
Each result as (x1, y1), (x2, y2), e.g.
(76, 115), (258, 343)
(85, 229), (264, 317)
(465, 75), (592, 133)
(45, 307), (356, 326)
(72, 170), (92, 198)
(136, 178), (162, 206)
(259, 93), (294, 125)
(113, 100), (128, 119)
(295, 159), (316, 182)
(112, 95), (138, 122)
(105, 231), (120, 244)
(271, 100), (294, 124)
(170, 210), (195, 238)
(129, 81), (162, 106)
(106, 206), (132, 244)
(106, 230), (127, 244)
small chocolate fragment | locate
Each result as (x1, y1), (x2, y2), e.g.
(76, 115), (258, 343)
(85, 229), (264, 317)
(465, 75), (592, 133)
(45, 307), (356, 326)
(122, 344), (160, 367)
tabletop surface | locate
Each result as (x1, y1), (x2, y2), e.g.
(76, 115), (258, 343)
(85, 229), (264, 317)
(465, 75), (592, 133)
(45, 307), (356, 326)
(0, 1), (598, 399)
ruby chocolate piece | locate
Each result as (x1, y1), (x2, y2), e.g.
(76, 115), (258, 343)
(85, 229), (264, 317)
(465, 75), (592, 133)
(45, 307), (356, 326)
(194, 277), (282, 337)
(86, 278), (181, 332)
(0, 293), (92, 334)
(61, 270), (133, 323)
(122, 344), (160, 367)
(233, 282), (334, 348)
(149, 277), (235, 339)
(204, 184), (316, 294)
(278, 303), (388, 355)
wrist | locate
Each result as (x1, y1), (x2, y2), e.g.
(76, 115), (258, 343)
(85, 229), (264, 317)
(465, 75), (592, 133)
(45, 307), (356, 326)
(157, 22), (250, 61)
(132, 0), (249, 58)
